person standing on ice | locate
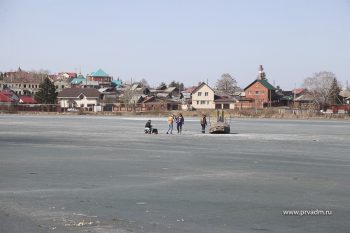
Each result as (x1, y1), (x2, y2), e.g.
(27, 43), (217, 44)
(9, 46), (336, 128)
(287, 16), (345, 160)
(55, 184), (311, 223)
(166, 114), (174, 134)
(176, 113), (184, 134)
(200, 114), (207, 133)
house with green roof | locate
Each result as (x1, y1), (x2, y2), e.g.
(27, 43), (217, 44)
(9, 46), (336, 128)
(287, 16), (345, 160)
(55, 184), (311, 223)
(86, 68), (112, 88)
(241, 65), (278, 108)
(70, 74), (86, 87)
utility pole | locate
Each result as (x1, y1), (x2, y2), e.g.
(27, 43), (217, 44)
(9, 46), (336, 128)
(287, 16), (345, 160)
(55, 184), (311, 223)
(293, 83), (296, 108)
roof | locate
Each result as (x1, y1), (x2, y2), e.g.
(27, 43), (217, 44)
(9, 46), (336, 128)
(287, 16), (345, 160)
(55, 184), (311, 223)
(19, 96), (37, 104)
(0, 93), (12, 102)
(293, 88), (306, 95)
(214, 95), (237, 103)
(191, 82), (215, 94)
(71, 76), (86, 84)
(183, 86), (197, 93)
(244, 79), (276, 91)
(339, 90), (350, 98)
(57, 88), (100, 98)
(112, 79), (123, 86)
(3, 71), (46, 84)
(164, 86), (178, 93)
(0, 90), (19, 102)
(294, 94), (314, 102)
(89, 69), (109, 77)
(156, 92), (171, 98)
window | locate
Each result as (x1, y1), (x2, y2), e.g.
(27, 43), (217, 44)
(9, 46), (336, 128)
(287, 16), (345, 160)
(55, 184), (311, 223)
(205, 92), (208, 96)
(255, 91), (260, 94)
(198, 92), (202, 96)
(207, 101), (209, 104)
(197, 101), (199, 105)
(201, 100), (205, 104)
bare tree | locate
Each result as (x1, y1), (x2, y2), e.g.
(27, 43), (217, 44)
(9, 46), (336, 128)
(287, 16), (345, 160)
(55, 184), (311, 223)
(303, 71), (341, 109)
(215, 73), (238, 95)
(121, 87), (135, 105)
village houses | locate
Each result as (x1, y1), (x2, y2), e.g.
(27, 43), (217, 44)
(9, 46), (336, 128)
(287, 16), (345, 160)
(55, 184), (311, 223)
(1, 65), (350, 114)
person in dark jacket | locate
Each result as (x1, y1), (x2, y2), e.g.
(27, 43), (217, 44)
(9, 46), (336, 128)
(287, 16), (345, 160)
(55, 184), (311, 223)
(145, 120), (152, 134)
(176, 113), (184, 134)
(200, 114), (207, 133)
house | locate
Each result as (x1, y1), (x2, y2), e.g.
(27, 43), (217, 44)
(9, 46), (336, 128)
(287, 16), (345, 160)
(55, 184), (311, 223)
(214, 95), (237, 109)
(111, 78), (123, 87)
(86, 69), (112, 88)
(191, 82), (216, 109)
(294, 92), (317, 110)
(241, 65), (277, 109)
(57, 88), (101, 111)
(70, 74), (86, 88)
(141, 96), (180, 111)
(339, 90), (350, 104)
(0, 67), (45, 95)
(192, 82), (237, 110)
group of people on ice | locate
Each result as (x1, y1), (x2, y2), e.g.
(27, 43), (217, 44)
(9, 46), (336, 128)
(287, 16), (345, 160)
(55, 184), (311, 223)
(144, 113), (208, 134)
(166, 113), (185, 134)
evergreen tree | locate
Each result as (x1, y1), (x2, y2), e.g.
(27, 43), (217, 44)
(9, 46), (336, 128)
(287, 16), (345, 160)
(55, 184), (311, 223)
(329, 78), (341, 105)
(168, 80), (185, 91)
(35, 77), (57, 104)
(157, 82), (167, 90)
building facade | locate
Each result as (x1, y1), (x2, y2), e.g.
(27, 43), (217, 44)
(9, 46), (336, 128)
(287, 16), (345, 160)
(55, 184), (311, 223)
(191, 82), (216, 109)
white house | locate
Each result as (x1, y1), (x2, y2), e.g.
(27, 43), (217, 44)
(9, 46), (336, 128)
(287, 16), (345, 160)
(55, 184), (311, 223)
(191, 82), (236, 110)
(57, 88), (101, 111)
(191, 82), (216, 109)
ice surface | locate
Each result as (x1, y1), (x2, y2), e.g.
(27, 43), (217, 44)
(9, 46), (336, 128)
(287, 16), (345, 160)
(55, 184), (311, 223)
(0, 115), (350, 233)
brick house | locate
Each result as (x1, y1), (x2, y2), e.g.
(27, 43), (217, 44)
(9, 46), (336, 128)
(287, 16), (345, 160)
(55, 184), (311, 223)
(86, 69), (112, 88)
(240, 66), (277, 109)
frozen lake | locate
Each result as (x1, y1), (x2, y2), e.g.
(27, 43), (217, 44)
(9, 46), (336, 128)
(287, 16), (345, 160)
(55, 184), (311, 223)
(1, 114), (350, 233)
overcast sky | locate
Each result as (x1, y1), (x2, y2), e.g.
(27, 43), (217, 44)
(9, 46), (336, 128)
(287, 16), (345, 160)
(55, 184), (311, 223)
(1, 0), (349, 89)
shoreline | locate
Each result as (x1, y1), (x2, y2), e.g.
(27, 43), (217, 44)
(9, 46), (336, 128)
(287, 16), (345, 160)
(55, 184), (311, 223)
(1, 110), (349, 121)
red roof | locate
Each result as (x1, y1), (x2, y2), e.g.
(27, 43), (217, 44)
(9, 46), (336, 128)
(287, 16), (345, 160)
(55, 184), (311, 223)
(183, 86), (197, 93)
(0, 90), (18, 102)
(293, 88), (306, 95)
(0, 93), (12, 102)
(19, 96), (37, 104)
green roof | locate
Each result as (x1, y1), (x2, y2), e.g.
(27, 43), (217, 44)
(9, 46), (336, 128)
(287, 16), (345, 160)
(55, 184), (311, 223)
(244, 79), (276, 91)
(90, 68), (109, 77)
(257, 79), (276, 90)
(71, 75), (86, 84)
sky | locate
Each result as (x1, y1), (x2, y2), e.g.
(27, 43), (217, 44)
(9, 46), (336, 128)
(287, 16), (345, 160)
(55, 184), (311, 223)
(0, 0), (349, 90)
